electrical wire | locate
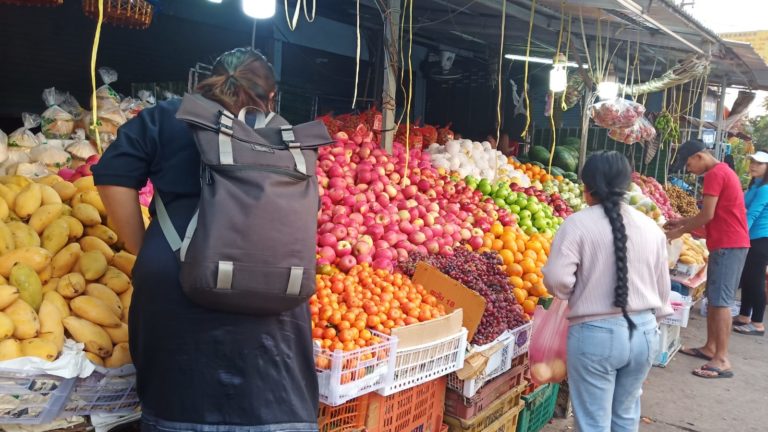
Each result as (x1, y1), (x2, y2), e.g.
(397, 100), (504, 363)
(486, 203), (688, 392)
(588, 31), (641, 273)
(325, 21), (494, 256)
(495, 0), (507, 143)
(285, 0), (302, 31)
(404, 0), (414, 182)
(90, 0), (104, 154)
(303, 0), (316, 22)
(548, 2), (566, 175)
(352, 0), (361, 108)
(521, 0), (538, 139)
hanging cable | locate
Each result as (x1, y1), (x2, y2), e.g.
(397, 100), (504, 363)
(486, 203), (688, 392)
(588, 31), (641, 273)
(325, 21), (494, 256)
(303, 0), (316, 22)
(352, 0), (361, 108)
(285, 0), (302, 31)
(403, 0), (414, 182)
(496, 0), (507, 143)
(521, 0), (538, 139)
(90, 0), (104, 154)
(560, 14), (572, 111)
(548, 3), (566, 174)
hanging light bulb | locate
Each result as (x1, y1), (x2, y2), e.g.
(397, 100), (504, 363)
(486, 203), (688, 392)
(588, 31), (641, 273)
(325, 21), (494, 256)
(597, 64), (619, 100)
(549, 53), (568, 93)
(242, 0), (275, 19)
(208, 0), (223, 3)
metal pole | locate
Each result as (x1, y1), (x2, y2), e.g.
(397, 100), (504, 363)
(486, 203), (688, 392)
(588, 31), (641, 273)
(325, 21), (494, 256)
(381, 0), (401, 154)
(578, 89), (593, 177)
(714, 78), (728, 160)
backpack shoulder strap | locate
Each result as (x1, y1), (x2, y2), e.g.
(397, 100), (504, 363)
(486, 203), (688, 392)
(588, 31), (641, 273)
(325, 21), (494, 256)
(154, 193), (199, 261)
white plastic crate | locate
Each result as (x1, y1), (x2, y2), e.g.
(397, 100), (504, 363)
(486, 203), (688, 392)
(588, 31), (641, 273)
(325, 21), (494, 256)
(378, 327), (467, 396)
(315, 331), (397, 406)
(662, 296), (693, 327)
(654, 324), (681, 368)
(61, 365), (139, 416)
(447, 322), (532, 398)
(0, 368), (75, 425)
(699, 299), (741, 317)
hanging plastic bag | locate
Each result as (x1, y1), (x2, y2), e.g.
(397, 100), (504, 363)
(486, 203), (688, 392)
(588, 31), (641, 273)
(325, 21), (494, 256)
(8, 113), (41, 148)
(529, 298), (569, 385)
(66, 129), (98, 162)
(608, 117), (657, 145)
(41, 87), (75, 139)
(0, 129), (7, 165)
(589, 98), (646, 129)
(95, 67), (121, 108)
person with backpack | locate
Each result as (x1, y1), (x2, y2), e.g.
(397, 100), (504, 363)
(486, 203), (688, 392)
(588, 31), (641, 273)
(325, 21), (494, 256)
(542, 151), (673, 432)
(732, 151), (768, 336)
(92, 48), (329, 431)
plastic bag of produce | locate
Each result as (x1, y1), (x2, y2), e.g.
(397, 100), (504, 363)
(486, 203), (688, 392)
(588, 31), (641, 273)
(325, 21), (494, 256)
(589, 98), (646, 129)
(60, 92), (84, 118)
(31, 143), (72, 169)
(0, 147), (32, 176)
(95, 67), (121, 108)
(66, 129), (98, 161)
(529, 298), (569, 385)
(41, 88), (75, 139)
(0, 129), (7, 164)
(8, 113), (41, 148)
(608, 117), (656, 145)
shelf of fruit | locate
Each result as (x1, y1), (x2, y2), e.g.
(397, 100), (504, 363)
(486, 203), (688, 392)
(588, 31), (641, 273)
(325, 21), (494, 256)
(631, 173), (679, 220)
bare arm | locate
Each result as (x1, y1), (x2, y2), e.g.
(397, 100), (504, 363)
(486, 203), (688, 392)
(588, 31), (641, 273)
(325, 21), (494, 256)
(666, 195), (717, 240)
(97, 185), (145, 255)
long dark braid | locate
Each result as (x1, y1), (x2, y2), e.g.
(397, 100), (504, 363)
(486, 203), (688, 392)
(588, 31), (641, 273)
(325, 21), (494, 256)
(582, 151), (636, 337)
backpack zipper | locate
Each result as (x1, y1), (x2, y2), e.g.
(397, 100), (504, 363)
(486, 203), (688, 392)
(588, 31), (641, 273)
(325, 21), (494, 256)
(206, 164), (310, 182)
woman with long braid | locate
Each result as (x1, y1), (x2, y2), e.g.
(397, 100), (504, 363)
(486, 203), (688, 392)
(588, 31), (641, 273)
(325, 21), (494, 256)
(543, 151), (673, 432)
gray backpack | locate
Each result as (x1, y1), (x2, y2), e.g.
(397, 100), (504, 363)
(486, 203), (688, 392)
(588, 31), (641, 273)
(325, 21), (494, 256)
(155, 93), (332, 315)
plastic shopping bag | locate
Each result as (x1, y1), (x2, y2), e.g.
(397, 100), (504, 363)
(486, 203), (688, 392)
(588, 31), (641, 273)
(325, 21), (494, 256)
(608, 117), (656, 145)
(589, 98), (646, 129)
(529, 297), (569, 385)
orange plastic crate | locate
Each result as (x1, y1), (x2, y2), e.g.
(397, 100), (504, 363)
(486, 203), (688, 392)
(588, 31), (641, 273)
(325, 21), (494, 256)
(318, 395), (369, 432)
(366, 377), (447, 432)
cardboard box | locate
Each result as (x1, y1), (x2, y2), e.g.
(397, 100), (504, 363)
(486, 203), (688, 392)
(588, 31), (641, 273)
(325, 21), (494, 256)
(391, 309), (463, 349)
(411, 262), (486, 342)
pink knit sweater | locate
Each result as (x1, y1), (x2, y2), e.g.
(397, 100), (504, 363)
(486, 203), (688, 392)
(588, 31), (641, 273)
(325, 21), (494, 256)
(542, 204), (674, 324)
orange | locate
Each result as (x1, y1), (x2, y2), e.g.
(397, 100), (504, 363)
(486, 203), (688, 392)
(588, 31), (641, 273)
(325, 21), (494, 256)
(522, 299), (536, 314)
(521, 258), (537, 274)
(491, 222), (504, 237)
(522, 281), (533, 291)
(527, 241), (543, 254)
(501, 233), (517, 251)
(492, 239), (504, 251)
(523, 273), (539, 284)
(508, 263), (524, 277)
(512, 287), (528, 304)
(530, 283), (548, 297)
(510, 276), (524, 289)
(499, 249), (515, 266)
(514, 251), (524, 262)
(523, 250), (538, 261)
(483, 237), (494, 249)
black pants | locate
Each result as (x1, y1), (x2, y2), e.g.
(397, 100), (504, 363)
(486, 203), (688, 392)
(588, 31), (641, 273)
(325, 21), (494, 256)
(739, 237), (768, 323)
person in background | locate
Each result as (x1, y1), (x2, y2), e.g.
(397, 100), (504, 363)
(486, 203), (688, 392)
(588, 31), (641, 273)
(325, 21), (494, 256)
(733, 151), (768, 336)
(666, 139), (749, 379)
(543, 151), (672, 432)
(92, 48), (318, 431)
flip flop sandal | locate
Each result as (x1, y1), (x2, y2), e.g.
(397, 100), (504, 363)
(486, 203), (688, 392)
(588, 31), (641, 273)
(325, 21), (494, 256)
(680, 347), (713, 361)
(734, 324), (766, 336)
(733, 318), (751, 326)
(692, 365), (734, 379)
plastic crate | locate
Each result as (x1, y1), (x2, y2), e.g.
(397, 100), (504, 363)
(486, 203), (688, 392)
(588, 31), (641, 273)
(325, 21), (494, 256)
(318, 394), (369, 432)
(445, 359), (526, 421)
(444, 387), (525, 432)
(366, 377), (447, 432)
(661, 297), (693, 327)
(0, 368), (75, 425)
(379, 328), (467, 396)
(447, 324), (531, 398)
(516, 384), (559, 432)
(316, 331), (397, 406)
(699, 299), (741, 318)
(61, 365), (139, 416)
(654, 323), (682, 367)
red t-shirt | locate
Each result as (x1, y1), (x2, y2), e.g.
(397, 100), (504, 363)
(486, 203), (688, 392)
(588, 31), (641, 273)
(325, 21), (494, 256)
(702, 163), (750, 250)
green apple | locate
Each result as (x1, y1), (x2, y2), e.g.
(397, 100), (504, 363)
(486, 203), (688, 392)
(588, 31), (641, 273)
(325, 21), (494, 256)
(509, 204), (521, 214)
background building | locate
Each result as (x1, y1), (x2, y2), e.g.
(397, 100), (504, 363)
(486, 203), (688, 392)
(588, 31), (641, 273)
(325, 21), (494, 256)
(721, 30), (768, 61)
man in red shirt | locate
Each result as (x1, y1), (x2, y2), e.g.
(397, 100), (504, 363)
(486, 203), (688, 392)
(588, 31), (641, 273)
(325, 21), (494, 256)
(666, 140), (749, 379)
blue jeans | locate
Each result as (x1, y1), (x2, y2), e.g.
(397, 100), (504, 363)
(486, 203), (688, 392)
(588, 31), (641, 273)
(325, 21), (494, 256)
(567, 312), (659, 432)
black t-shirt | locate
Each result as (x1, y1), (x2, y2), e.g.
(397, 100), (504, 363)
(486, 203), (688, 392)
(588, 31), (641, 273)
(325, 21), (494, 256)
(92, 100), (319, 427)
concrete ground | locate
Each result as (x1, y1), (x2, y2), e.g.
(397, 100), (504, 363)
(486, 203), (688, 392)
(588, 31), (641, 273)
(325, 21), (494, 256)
(542, 308), (768, 432)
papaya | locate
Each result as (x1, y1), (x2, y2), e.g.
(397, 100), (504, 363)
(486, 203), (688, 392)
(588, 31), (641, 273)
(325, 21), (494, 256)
(0, 247), (52, 277)
(56, 272), (86, 299)
(79, 251), (108, 281)
(10, 264), (42, 311)
(62, 316), (113, 357)
(3, 299), (40, 340)
(70, 295), (121, 328)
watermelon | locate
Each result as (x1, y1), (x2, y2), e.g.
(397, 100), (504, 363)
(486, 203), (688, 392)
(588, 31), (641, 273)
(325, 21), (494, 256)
(550, 166), (566, 177)
(563, 137), (581, 148)
(531, 161), (546, 169)
(553, 147), (578, 172)
(529, 146), (551, 165)
(564, 172), (578, 182)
